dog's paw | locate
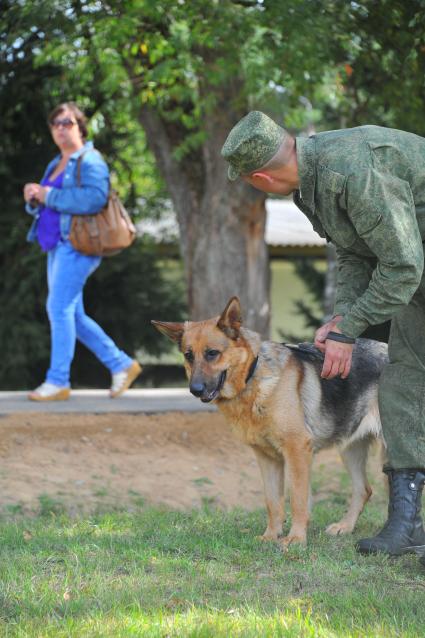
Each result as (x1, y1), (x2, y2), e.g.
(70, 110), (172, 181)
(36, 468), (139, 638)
(280, 533), (307, 550)
(325, 520), (355, 536)
(257, 530), (280, 542)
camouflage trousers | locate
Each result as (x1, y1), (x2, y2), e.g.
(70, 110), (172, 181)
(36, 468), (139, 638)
(378, 270), (425, 470)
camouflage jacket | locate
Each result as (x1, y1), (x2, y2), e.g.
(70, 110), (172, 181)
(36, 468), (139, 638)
(293, 125), (425, 338)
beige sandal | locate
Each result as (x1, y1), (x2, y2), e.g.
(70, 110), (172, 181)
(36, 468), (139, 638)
(110, 361), (142, 398)
(28, 382), (70, 402)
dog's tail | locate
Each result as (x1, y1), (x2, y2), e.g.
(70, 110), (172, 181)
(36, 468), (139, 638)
(283, 342), (325, 363)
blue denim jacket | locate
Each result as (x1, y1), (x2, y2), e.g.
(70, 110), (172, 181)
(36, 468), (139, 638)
(26, 141), (109, 243)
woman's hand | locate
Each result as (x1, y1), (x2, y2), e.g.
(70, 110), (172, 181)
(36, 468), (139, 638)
(24, 183), (38, 203)
(23, 183), (49, 204)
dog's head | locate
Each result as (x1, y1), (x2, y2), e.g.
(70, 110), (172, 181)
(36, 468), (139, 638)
(152, 296), (257, 403)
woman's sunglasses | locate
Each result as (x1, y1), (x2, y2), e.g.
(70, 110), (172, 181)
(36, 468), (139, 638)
(50, 118), (76, 129)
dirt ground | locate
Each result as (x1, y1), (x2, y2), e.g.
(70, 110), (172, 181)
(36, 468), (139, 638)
(0, 412), (383, 515)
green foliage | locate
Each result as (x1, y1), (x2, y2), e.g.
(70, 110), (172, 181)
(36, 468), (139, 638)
(0, 2), (63, 389)
(314, 0), (425, 133)
(3, 0), (425, 386)
(0, 2), (186, 390)
(31, 0), (342, 152)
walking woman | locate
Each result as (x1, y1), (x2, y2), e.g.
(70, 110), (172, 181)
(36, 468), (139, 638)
(23, 102), (141, 401)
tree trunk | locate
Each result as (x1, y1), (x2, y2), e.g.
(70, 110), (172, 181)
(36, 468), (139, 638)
(139, 106), (270, 337)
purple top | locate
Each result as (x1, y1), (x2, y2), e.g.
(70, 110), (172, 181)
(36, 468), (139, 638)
(36, 171), (64, 251)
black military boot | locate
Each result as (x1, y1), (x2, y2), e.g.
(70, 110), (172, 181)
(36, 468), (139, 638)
(356, 469), (425, 556)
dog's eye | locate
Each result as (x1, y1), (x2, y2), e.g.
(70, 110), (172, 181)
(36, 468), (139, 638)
(205, 349), (220, 361)
(184, 351), (194, 363)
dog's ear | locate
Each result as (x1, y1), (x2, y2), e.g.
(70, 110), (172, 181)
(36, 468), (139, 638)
(217, 296), (242, 340)
(151, 320), (185, 346)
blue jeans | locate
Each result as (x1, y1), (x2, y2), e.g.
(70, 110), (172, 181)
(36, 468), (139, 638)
(45, 240), (133, 387)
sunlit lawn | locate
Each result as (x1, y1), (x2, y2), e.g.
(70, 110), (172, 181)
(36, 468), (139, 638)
(1, 491), (424, 638)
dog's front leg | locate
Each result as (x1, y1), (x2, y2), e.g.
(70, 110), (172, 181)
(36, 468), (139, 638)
(252, 445), (285, 541)
(281, 436), (313, 549)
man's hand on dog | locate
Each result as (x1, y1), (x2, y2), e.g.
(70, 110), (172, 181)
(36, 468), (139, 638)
(315, 315), (353, 380)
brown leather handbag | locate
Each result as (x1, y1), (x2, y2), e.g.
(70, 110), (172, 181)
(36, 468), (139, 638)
(69, 153), (136, 257)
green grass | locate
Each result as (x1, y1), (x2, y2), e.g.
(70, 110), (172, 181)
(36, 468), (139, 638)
(270, 259), (325, 342)
(0, 498), (424, 637)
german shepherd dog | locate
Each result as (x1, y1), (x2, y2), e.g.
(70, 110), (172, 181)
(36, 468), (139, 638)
(152, 297), (388, 548)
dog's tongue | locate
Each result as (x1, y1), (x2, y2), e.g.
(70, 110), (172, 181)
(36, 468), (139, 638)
(201, 370), (227, 403)
(202, 389), (218, 403)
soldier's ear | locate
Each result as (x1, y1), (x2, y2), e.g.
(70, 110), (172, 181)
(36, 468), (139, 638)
(217, 296), (242, 340)
(251, 171), (274, 184)
(151, 321), (185, 346)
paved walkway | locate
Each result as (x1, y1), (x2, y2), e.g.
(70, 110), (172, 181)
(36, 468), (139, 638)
(0, 389), (216, 414)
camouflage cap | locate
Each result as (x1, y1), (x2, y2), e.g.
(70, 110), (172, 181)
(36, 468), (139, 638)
(221, 111), (287, 181)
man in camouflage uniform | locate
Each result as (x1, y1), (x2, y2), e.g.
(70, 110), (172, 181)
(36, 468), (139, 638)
(221, 111), (425, 566)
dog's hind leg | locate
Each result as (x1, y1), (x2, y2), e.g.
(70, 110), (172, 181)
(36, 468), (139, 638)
(326, 437), (373, 536)
(252, 446), (285, 541)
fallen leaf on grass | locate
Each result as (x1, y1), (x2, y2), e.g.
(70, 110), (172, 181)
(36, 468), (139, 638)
(165, 597), (185, 609)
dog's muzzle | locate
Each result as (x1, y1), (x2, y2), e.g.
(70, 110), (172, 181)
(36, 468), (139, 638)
(190, 370), (227, 403)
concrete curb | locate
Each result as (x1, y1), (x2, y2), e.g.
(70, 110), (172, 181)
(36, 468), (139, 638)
(0, 389), (216, 414)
